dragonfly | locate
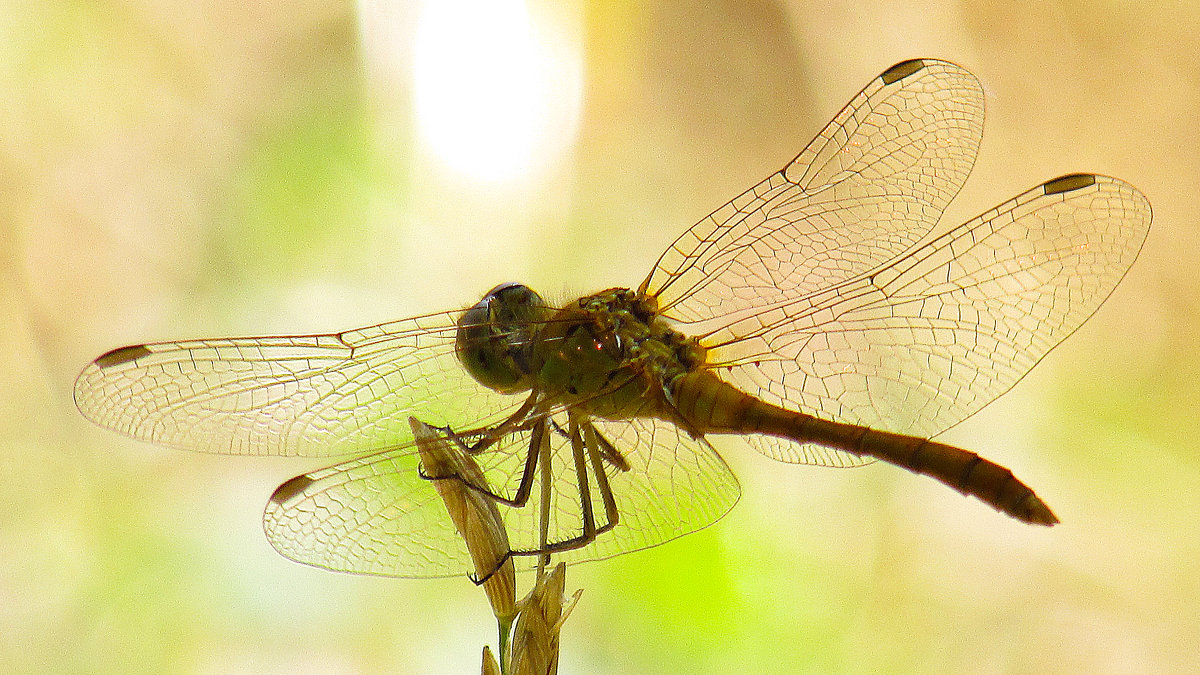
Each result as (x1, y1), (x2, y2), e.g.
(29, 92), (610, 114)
(75, 59), (1151, 579)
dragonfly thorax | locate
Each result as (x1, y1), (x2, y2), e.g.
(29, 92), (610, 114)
(532, 288), (707, 419)
(456, 284), (707, 407)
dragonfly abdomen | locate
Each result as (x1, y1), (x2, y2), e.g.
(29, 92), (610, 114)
(672, 371), (1058, 526)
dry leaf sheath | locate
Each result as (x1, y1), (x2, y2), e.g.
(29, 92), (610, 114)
(510, 563), (576, 675)
(481, 646), (502, 675)
(409, 417), (517, 623)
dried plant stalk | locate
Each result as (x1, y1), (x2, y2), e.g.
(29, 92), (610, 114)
(411, 418), (580, 674)
(509, 563), (577, 675)
(481, 646), (502, 675)
(409, 417), (517, 623)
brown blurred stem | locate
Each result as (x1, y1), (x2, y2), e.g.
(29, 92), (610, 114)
(409, 417), (582, 674)
(409, 417), (519, 666)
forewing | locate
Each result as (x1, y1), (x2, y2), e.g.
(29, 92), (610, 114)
(642, 59), (984, 325)
(73, 311), (526, 456)
(263, 415), (740, 577)
(707, 175), (1151, 464)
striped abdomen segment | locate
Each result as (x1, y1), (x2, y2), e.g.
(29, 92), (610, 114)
(670, 371), (1058, 526)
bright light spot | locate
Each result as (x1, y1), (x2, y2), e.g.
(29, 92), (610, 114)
(411, 0), (582, 184)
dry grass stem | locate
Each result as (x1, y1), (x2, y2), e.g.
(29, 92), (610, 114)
(409, 417), (517, 623)
(481, 646), (502, 675)
(509, 563), (578, 675)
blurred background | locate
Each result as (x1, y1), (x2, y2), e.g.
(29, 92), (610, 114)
(3, 0), (1198, 673)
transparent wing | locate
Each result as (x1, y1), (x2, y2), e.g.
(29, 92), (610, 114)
(703, 174), (1151, 464)
(73, 311), (526, 456)
(641, 59), (985, 324)
(563, 416), (740, 564)
(263, 415), (741, 577)
(263, 444), (476, 577)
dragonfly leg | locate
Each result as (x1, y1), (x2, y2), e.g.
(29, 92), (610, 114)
(465, 394), (540, 454)
(547, 417), (571, 439)
(431, 392), (540, 456)
(466, 549), (517, 586)
(463, 422), (556, 583)
(582, 423), (621, 535)
(501, 413), (602, 569)
(472, 416), (629, 567)
(584, 422), (632, 473)
(476, 419), (544, 508)
(537, 416), (553, 571)
(512, 415), (611, 563)
(567, 416), (598, 543)
(416, 418), (546, 508)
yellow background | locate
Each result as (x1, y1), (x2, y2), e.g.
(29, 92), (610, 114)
(3, 1), (1197, 673)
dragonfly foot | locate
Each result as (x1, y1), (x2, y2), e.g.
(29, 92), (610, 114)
(468, 549), (516, 586)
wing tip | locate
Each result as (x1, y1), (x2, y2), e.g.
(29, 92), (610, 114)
(1037, 173), (1152, 238)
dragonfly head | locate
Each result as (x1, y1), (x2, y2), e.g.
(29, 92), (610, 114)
(456, 283), (551, 394)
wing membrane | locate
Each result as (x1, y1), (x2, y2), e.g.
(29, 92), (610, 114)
(73, 311), (526, 456)
(643, 59), (985, 325)
(707, 174), (1151, 464)
(263, 415), (740, 577)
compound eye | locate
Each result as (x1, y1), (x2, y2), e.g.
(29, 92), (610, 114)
(487, 283), (545, 319)
(458, 301), (491, 334)
(454, 283), (547, 394)
(486, 282), (528, 299)
(455, 307), (524, 393)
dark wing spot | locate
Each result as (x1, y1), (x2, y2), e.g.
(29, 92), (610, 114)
(94, 344), (152, 368)
(880, 59), (926, 85)
(270, 474), (316, 506)
(1043, 173), (1096, 195)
